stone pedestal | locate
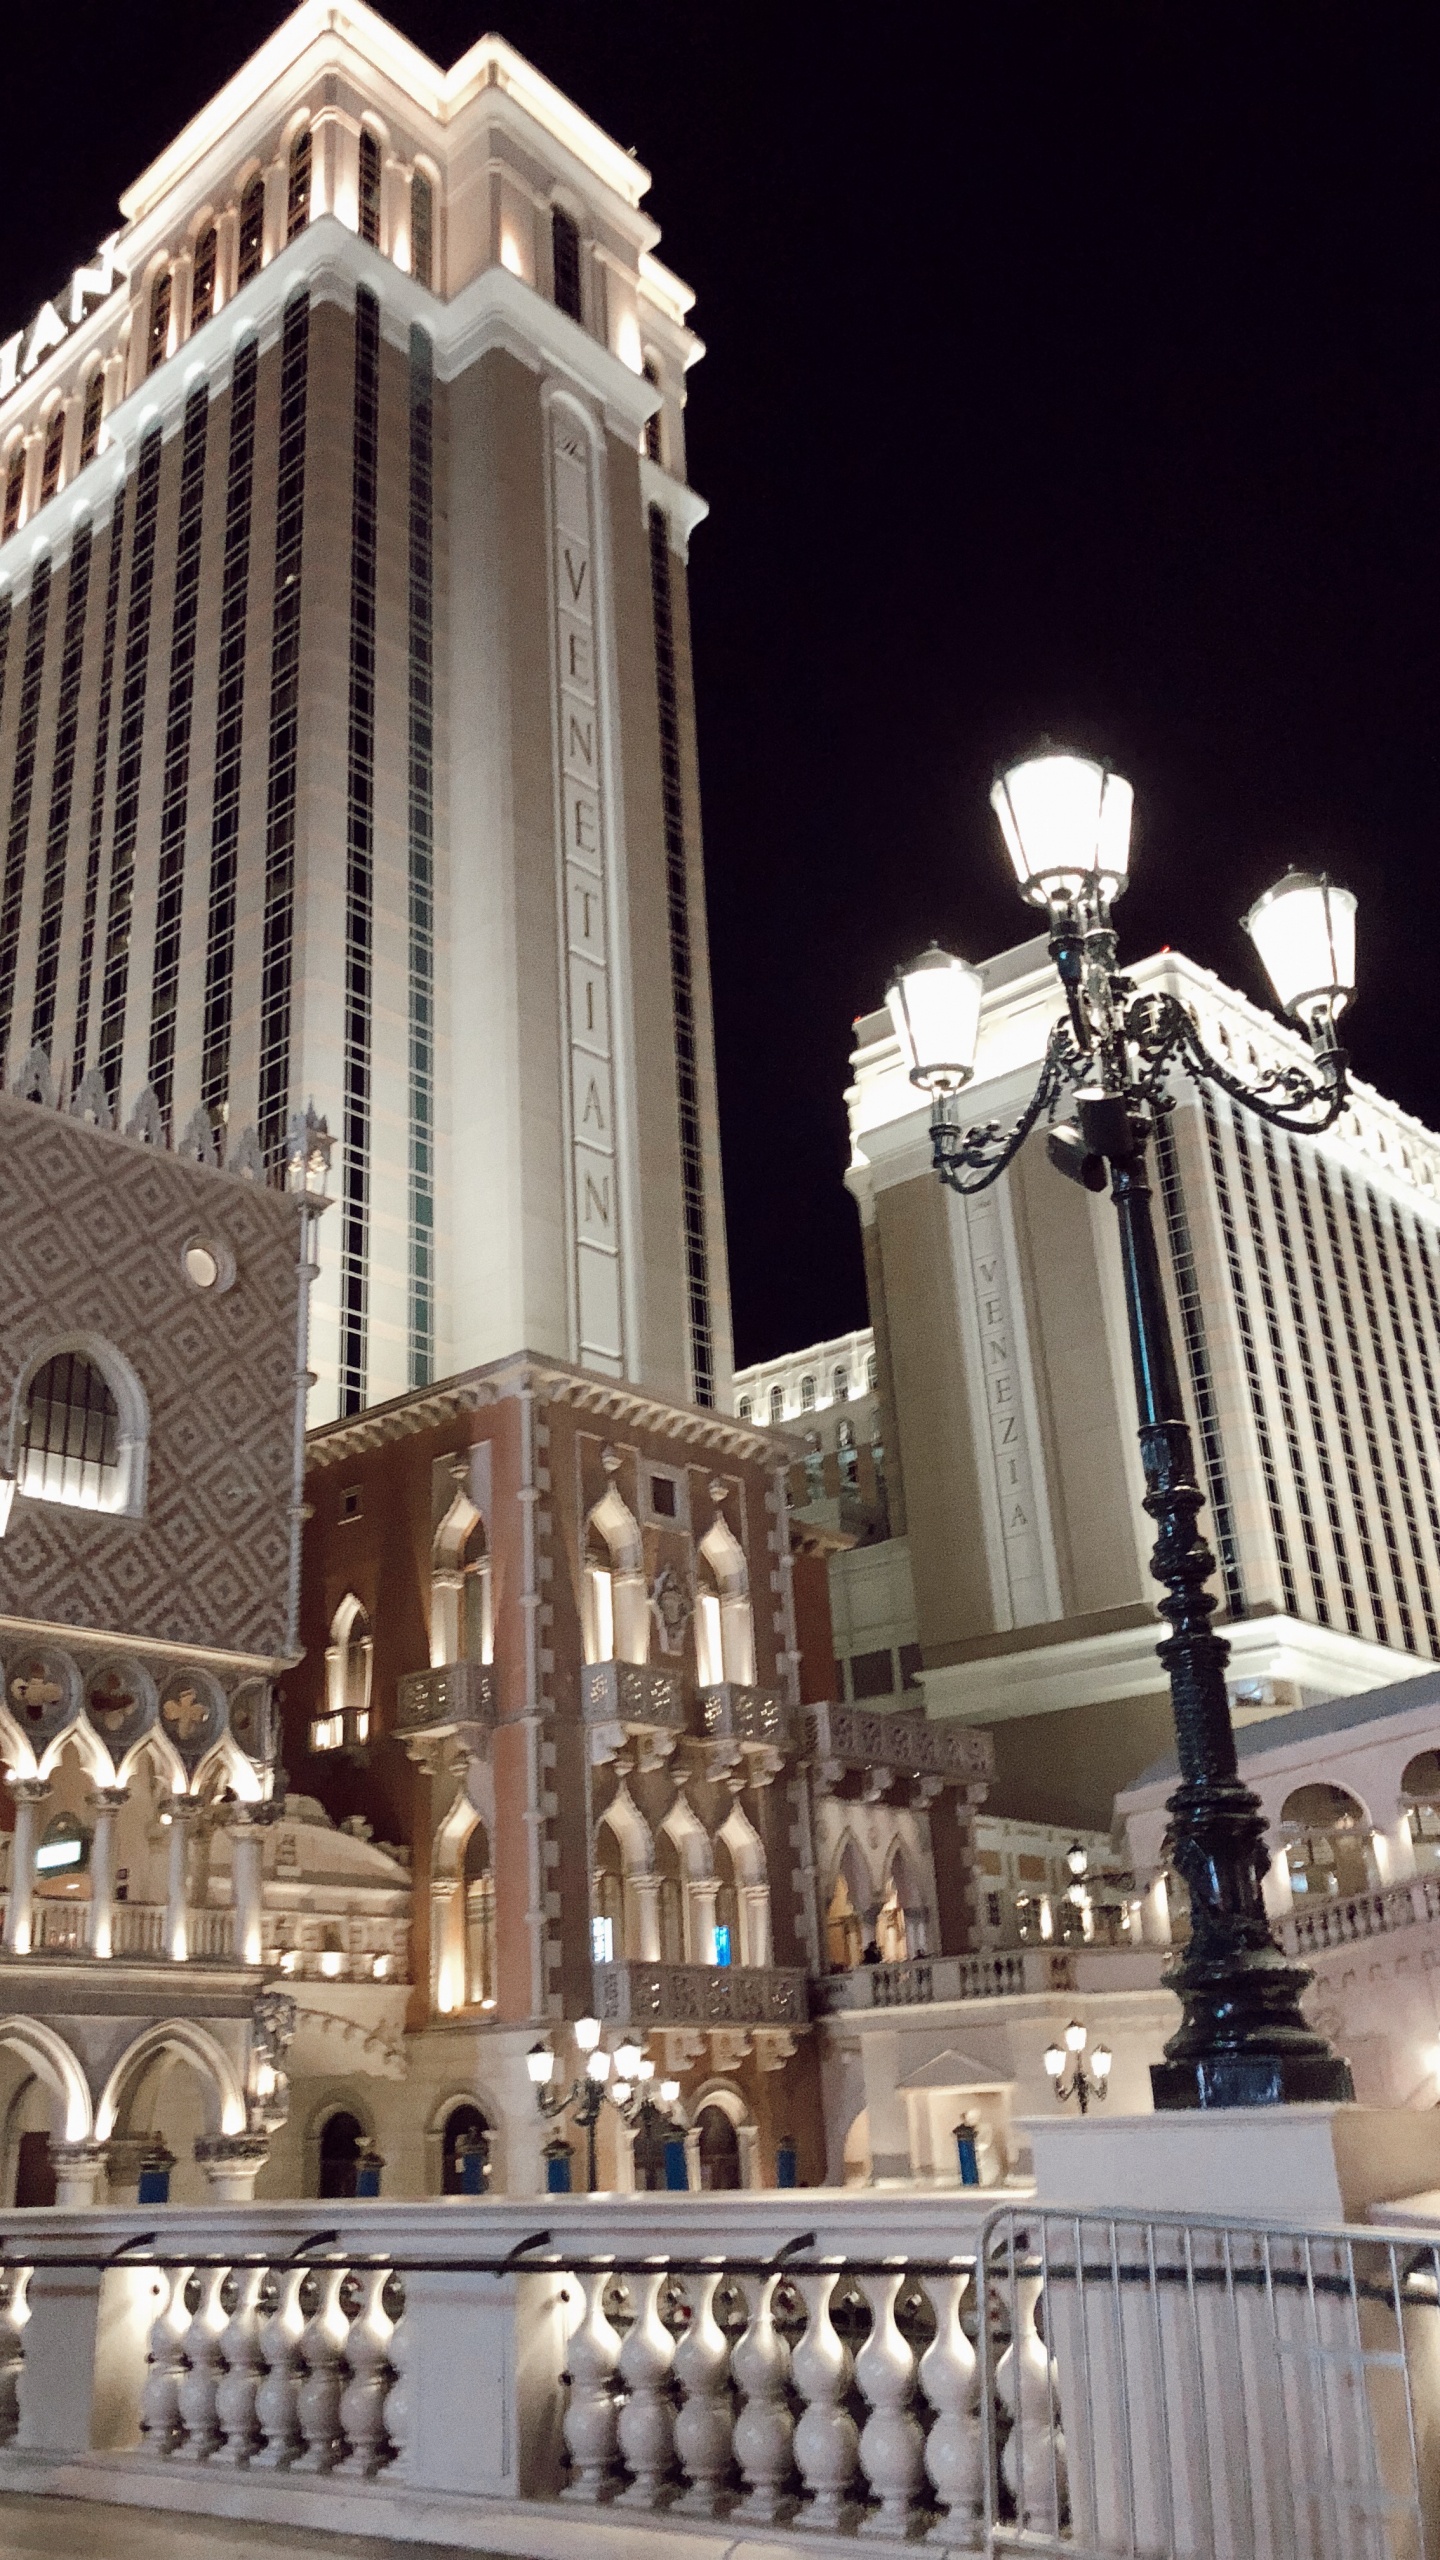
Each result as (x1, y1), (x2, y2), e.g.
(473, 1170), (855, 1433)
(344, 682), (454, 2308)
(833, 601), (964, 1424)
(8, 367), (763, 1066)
(194, 2132), (269, 2201)
(1019, 2109), (1440, 2560)
(1026, 2102), (1440, 2223)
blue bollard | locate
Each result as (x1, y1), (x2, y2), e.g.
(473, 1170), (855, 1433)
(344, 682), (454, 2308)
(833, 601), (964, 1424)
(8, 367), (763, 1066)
(545, 2137), (574, 2194)
(456, 2137), (489, 2195)
(776, 2136), (799, 2189)
(137, 2148), (173, 2205)
(355, 2145), (384, 2197)
(955, 2120), (980, 2187)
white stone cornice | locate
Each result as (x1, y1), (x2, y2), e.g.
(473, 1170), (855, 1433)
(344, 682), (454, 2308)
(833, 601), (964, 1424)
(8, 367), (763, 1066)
(306, 1345), (801, 1470)
(921, 1610), (1424, 1727)
(640, 456), (710, 558)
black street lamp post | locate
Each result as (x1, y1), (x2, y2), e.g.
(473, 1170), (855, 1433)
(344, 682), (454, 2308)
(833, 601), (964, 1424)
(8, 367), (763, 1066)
(889, 749), (1358, 2108)
(527, 2021), (683, 2189)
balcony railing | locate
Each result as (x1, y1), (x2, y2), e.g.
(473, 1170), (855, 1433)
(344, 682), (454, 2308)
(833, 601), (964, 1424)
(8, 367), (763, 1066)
(821, 1948), (1100, 2009)
(808, 1698), (993, 1786)
(1277, 1866), (1440, 1955)
(582, 1660), (688, 1738)
(1, 2193), (1432, 2554)
(699, 1680), (795, 1753)
(395, 1660), (494, 1738)
(593, 1957), (809, 2029)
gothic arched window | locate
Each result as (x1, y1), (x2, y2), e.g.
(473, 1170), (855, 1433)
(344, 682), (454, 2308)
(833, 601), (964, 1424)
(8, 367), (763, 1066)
(287, 129), (312, 241)
(237, 176), (265, 286)
(551, 206), (582, 320)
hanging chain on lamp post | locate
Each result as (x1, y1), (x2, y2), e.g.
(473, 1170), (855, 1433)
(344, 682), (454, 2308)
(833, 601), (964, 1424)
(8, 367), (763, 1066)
(889, 748), (1358, 2109)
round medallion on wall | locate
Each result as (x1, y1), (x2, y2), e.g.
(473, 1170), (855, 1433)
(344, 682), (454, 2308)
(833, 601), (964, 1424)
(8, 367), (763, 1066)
(84, 1658), (157, 1762)
(2, 1644), (81, 1747)
(158, 1666), (226, 1770)
(180, 1236), (236, 1293)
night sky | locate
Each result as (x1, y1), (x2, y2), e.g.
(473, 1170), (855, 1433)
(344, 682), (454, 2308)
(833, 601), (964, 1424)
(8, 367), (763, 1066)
(6, 8), (1437, 1367)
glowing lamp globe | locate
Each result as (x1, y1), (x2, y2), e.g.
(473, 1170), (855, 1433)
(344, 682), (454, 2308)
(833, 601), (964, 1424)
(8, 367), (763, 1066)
(887, 945), (984, 1093)
(615, 2038), (644, 2080)
(1043, 2041), (1066, 2081)
(1243, 872), (1356, 1031)
(573, 2014), (602, 2053)
(526, 2042), (556, 2088)
(1091, 2042), (1113, 2083)
(990, 751), (1133, 912)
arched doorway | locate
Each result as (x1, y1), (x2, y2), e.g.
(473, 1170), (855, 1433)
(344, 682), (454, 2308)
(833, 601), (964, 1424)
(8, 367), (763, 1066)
(1403, 1752), (1440, 1875)
(441, 2102), (491, 2194)
(696, 2102), (741, 2191)
(1279, 1783), (1375, 1900)
(317, 2108), (365, 2199)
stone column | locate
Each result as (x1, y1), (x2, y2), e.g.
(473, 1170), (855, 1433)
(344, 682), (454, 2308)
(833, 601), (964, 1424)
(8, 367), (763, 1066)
(632, 1874), (663, 1963)
(87, 1786), (129, 1960)
(49, 2140), (108, 2209)
(4, 1778), (52, 1954)
(165, 1797), (202, 1961)
(194, 2134), (269, 2202)
(230, 1813), (265, 1967)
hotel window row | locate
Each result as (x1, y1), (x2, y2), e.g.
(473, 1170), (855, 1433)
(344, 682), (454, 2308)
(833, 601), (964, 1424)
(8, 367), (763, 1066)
(0, 118), (440, 545)
(1185, 1091), (1440, 1657)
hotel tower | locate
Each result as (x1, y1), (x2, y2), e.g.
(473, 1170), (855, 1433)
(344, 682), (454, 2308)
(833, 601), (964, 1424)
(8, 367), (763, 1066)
(0, 2), (730, 1421)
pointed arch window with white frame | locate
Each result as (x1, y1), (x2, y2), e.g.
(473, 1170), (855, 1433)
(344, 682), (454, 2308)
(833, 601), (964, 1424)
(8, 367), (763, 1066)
(315, 1594), (372, 1752)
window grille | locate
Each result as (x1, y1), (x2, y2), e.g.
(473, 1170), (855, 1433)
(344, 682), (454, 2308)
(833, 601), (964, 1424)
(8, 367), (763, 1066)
(237, 177), (265, 286)
(29, 525), (93, 1056)
(40, 413), (64, 503)
(647, 504), (714, 1402)
(737, 1397), (752, 1422)
(769, 1385), (784, 1422)
(407, 324), (435, 1386)
(257, 292), (311, 1168)
(286, 130), (312, 241)
(0, 558), (54, 1068)
(71, 492), (125, 1074)
(147, 271), (171, 375)
(339, 284), (380, 1414)
(3, 451), (23, 540)
(642, 358), (662, 463)
(834, 1368), (849, 1403)
(201, 337), (259, 1119)
(18, 1352), (121, 1506)
(411, 171), (434, 288)
(551, 207), (582, 319)
(97, 424), (163, 1106)
(147, 385), (210, 1125)
(358, 131), (382, 247)
(800, 1375), (816, 1411)
(866, 1352), (878, 1389)
(79, 370), (105, 466)
(190, 227), (217, 329)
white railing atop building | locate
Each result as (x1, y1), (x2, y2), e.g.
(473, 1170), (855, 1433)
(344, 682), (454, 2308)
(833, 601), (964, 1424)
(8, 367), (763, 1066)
(819, 1947), (1165, 2009)
(0, 1897), (406, 1980)
(0, 2192), (1431, 2556)
(1277, 1866), (1440, 1956)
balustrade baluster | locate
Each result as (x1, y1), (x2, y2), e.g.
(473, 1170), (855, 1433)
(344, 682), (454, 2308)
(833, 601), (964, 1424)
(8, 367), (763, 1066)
(791, 2269), (860, 2530)
(336, 2266), (394, 2476)
(918, 2268), (980, 2534)
(731, 2273), (796, 2523)
(294, 2263), (350, 2472)
(996, 2268), (1067, 2533)
(214, 2266), (268, 2463)
(174, 2265), (230, 2460)
(615, 2268), (677, 2507)
(140, 2268), (194, 2456)
(560, 2268), (623, 2502)
(0, 2268), (30, 2447)
(671, 2271), (735, 2515)
(855, 2270), (926, 2536)
(252, 2265), (308, 2467)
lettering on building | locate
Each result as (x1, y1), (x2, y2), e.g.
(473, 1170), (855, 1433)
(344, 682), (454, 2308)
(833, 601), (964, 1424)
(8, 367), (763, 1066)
(1, 237), (124, 405)
(551, 405), (623, 1373)
(963, 1191), (1051, 1625)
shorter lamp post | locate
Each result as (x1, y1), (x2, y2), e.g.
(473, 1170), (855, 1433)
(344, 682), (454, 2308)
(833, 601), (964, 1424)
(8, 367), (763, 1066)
(889, 747), (1358, 2111)
(527, 2020), (682, 2192)
(1044, 2020), (1113, 2115)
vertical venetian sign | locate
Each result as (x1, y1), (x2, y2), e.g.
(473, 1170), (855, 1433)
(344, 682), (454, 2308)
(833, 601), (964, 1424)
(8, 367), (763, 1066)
(962, 1189), (1052, 1627)
(551, 406), (624, 1374)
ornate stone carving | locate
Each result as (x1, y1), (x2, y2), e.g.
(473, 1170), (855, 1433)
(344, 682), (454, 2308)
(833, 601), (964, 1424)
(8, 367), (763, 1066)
(806, 1701), (993, 1787)
(395, 1661), (494, 1739)
(593, 1958), (809, 2031)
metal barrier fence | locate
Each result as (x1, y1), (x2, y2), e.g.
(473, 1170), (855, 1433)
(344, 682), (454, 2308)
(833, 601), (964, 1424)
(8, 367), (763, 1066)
(1, 2198), (1437, 2554)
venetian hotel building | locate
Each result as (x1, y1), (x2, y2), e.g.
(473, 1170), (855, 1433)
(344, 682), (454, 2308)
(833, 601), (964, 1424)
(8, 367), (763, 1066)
(0, 2), (731, 1422)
